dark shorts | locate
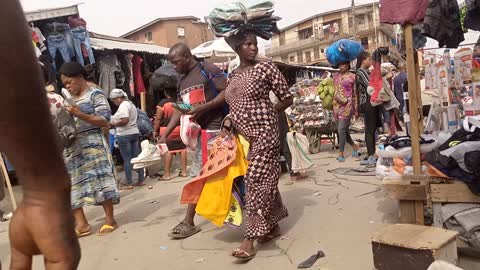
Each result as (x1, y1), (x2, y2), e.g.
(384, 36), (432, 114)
(166, 140), (186, 151)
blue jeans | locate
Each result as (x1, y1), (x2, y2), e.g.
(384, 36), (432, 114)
(117, 134), (144, 184)
(47, 34), (71, 69)
(71, 26), (96, 66)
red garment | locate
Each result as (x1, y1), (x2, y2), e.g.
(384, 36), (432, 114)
(68, 16), (87, 28)
(380, 0), (429, 26)
(132, 56), (146, 94)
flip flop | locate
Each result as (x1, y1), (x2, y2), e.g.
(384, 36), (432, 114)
(159, 175), (173, 181)
(120, 185), (134, 190)
(232, 248), (257, 261)
(297, 250), (325, 269)
(97, 224), (117, 236)
(133, 182), (146, 187)
(75, 228), (92, 238)
(168, 221), (201, 239)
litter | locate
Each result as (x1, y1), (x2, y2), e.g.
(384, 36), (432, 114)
(297, 250), (325, 269)
(150, 200), (159, 204)
(159, 246), (168, 251)
(313, 191), (323, 196)
(148, 186), (153, 190)
(280, 235), (292, 240)
(194, 258), (206, 263)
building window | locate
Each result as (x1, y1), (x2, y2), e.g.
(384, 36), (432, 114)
(298, 27), (313, 40)
(361, 37), (369, 49)
(177, 27), (185, 37)
(279, 33), (286, 45)
(289, 55), (296, 63)
(145, 31), (152, 42)
(305, 51), (312, 63)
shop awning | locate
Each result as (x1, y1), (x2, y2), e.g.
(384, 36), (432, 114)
(23, 2), (81, 22)
(89, 33), (169, 55)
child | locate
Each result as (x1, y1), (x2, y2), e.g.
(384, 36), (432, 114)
(152, 75), (188, 180)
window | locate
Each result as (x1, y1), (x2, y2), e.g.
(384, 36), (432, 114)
(177, 27), (185, 37)
(279, 33), (286, 45)
(298, 27), (313, 40)
(289, 55), (296, 63)
(361, 37), (369, 49)
(305, 51), (312, 63)
(145, 31), (152, 42)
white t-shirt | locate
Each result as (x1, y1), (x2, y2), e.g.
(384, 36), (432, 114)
(112, 100), (139, 136)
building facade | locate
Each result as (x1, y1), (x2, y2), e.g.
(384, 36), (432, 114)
(121, 16), (214, 49)
(266, 3), (400, 65)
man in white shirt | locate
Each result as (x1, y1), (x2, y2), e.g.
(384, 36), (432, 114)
(110, 89), (145, 189)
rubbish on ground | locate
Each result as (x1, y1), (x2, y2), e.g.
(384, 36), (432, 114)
(313, 191), (322, 196)
(297, 250), (325, 269)
(159, 246), (168, 251)
(194, 258), (206, 263)
(328, 167), (376, 176)
(122, 230), (127, 234)
(280, 235), (292, 240)
(148, 186), (153, 190)
(369, 221), (375, 224)
(1, 212), (13, 222)
(150, 200), (159, 204)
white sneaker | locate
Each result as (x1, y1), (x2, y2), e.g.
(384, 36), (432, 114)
(131, 140), (161, 164)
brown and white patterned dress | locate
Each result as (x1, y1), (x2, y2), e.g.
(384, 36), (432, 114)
(225, 61), (291, 240)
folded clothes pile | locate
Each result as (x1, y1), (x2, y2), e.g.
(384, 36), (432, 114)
(206, 0), (281, 40)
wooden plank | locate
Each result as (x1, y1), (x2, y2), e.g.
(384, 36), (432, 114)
(0, 154), (17, 210)
(404, 24), (422, 174)
(415, 200), (425, 225)
(371, 224), (458, 250)
(399, 201), (416, 224)
(431, 182), (480, 203)
(382, 179), (427, 201)
(140, 92), (147, 112)
(432, 203), (444, 228)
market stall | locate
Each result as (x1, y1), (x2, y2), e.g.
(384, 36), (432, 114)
(375, 1), (480, 265)
(274, 62), (339, 153)
(25, 4), (169, 114)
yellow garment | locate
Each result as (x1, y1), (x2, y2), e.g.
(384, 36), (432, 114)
(224, 194), (243, 227)
(238, 134), (250, 157)
(196, 137), (248, 227)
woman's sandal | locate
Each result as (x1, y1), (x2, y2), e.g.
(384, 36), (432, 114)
(231, 248), (257, 261)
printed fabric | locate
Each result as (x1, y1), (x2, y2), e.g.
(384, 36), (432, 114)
(333, 72), (356, 120)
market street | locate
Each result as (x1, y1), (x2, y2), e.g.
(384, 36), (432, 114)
(2, 140), (480, 270)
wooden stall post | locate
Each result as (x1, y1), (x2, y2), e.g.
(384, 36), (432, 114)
(140, 92), (147, 112)
(400, 24), (425, 225)
(0, 154), (17, 210)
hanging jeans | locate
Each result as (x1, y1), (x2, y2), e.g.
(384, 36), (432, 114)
(71, 26), (95, 66)
(117, 134), (145, 185)
(47, 34), (71, 70)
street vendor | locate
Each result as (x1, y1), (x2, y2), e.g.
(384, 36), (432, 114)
(224, 31), (293, 260)
(158, 43), (227, 239)
(333, 62), (360, 162)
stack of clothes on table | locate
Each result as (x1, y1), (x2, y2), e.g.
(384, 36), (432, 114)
(424, 117), (480, 194)
(205, 0), (281, 40)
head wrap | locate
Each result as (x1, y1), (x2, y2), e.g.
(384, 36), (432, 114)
(109, 88), (128, 99)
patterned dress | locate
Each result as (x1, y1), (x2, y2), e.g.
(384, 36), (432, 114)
(64, 88), (120, 209)
(225, 61), (291, 240)
(333, 72), (356, 121)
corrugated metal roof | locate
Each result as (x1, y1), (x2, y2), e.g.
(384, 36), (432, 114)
(23, 1), (83, 22)
(89, 33), (169, 55)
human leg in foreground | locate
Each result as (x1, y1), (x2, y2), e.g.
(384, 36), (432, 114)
(337, 119), (359, 161)
(0, 0), (80, 268)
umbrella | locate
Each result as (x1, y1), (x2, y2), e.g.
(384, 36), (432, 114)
(192, 38), (237, 58)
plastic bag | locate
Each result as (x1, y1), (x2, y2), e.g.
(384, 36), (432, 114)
(325, 39), (364, 66)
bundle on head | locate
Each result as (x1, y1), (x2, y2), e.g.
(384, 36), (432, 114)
(206, 0), (281, 42)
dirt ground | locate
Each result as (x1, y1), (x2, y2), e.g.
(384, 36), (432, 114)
(1, 139), (480, 270)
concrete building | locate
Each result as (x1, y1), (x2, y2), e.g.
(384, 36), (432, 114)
(121, 16), (214, 49)
(266, 3), (400, 65)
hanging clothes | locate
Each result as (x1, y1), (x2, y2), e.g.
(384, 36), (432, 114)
(71, 26), (95, 66)
(422, 0), (465, 48)
(98, 53), (122, 97)
(380, 0), (429, 25)
(132, 55), (146, 94)
(464, 0), (480, 31)
(125, 53), (135, 97)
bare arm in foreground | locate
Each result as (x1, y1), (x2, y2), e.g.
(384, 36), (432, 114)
(0, 1), (80, 269)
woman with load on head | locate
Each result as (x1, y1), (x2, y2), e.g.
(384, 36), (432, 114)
(221, 30), (293, 260)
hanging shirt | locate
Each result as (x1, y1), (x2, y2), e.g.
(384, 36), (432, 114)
(380, 0), (429, 25)
(133, 55), (147, 94)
